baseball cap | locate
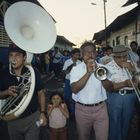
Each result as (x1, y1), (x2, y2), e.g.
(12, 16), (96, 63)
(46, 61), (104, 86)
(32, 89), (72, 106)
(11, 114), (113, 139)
(9, 43), (26, 56)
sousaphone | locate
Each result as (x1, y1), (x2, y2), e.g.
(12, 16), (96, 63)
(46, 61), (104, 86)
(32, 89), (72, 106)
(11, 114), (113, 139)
(0, 1), (57, 120)
(4, 1), (57, 53)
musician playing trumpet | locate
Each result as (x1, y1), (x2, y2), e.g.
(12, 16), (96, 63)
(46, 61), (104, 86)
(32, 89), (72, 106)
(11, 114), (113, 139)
(105, 45), (137, 140)
(0, 43), (47, 140)
(70, 41), (113, 140)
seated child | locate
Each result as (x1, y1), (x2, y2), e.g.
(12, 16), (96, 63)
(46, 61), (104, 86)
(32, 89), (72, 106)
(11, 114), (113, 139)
(48, 92), (69, 140)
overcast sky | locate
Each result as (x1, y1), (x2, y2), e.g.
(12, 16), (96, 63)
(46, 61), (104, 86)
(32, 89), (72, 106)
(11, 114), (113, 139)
(38, 0), (137, 46)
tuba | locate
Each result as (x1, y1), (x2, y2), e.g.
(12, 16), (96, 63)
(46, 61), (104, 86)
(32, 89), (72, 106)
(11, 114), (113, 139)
(0, 64), (35, 120)
(0, 1), (57, 120)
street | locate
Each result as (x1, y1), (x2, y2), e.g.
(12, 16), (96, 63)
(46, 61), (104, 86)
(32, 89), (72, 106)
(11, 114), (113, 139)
(41, 73), (140, 140)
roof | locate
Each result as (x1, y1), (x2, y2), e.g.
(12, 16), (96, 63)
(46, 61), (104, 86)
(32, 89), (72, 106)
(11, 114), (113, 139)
(92, 30), (105, 43)
(57, 35), (76, 46)
(0, 0), (56, 22)
(122, 0), (140, 7)
(93, 5), (139, 43)
(107, 6), (139, 32)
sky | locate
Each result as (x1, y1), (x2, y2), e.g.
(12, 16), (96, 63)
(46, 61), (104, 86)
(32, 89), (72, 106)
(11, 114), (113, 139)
(38, 0), (137, 46)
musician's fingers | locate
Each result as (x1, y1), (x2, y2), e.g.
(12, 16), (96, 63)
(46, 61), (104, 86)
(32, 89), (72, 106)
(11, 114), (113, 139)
(8, 86), (17, 96)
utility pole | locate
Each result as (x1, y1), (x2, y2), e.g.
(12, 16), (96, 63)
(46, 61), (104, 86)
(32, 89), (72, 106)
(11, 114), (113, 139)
(103, 0), (107, 47)
(91, 0), (107, 47)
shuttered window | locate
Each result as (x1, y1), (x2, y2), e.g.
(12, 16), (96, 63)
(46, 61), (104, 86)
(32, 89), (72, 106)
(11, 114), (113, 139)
(0, 24), (12, 47)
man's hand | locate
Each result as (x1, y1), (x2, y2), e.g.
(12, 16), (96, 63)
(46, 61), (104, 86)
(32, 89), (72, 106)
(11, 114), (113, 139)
(86, 59), (95, 74)
(120, 62), (133, 70)
(39, 113), (47, 126)
(124, 79), (133, 88)
(7, 86), (17, 96)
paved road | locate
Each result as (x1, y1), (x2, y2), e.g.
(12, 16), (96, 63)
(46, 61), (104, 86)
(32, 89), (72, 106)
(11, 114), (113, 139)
(41, 74), (140, 140)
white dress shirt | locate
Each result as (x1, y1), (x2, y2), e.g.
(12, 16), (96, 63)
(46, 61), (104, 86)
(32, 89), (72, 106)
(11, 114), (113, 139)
(70, 62), (107, 104)
(105, 59), (133, 90)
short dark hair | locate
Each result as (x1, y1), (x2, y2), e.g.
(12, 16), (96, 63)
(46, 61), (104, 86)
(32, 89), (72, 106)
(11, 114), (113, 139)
(49, 92), (64, 102)
(71, 48), (80, 54)
(130, 41), (138, 47)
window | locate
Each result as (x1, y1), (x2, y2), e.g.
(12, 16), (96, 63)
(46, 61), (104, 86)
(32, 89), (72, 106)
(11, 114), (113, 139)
(116, 36), (120, 45)
(124, 36), (128, 46)
(112, 40), (115, 46)
(0, 24), (12, 47)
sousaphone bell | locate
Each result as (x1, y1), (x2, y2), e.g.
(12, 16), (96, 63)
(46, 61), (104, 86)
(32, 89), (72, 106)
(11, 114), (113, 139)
(4, 1), (57, 53)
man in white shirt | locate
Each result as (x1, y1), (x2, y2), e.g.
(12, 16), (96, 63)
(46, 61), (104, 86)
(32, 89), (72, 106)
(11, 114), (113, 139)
(106, 45), (137, 140)
(62, 48), (81, 118)
(70, 41), (113, 140)
(99, 46), (113, 65)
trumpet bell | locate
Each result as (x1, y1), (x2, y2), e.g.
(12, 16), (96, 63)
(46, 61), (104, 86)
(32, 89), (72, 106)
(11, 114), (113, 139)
(94, 66), (109, 81)
(4, 1), (57, 54)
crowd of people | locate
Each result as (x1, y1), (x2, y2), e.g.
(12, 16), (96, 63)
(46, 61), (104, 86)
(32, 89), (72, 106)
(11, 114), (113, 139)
(0, 41), (140, 140)
(31, 47), (72, 80)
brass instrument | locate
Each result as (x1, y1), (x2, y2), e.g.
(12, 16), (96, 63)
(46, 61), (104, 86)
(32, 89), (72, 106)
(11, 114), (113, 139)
(125, 51), (140, 101)
(94, 62), (109, 81)
(0, 1), (57, 120)
(0, 63), (35, 120)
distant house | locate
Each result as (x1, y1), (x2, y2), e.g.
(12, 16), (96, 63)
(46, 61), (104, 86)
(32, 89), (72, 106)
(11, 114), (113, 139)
(53, 35), (75, 52)
(93, 0), (140, 48)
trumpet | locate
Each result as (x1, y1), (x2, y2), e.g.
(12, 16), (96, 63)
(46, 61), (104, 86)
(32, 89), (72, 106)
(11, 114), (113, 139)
(94, 62), (109, 81)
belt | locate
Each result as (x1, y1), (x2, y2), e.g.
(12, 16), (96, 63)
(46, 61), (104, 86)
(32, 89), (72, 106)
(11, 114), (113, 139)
(116, 89), (134, 95)
(77, 101), (103, 107)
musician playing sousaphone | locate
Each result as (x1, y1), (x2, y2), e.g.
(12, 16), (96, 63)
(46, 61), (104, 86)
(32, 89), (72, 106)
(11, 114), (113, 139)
(0, 43), (47, 140)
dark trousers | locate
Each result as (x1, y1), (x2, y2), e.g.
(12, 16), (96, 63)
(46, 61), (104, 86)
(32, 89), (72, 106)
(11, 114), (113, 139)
(8, 111), (40, 140)
(0, 120), (10, 140)
(50, 127), (68, 140)
(64, 79), (75, 116)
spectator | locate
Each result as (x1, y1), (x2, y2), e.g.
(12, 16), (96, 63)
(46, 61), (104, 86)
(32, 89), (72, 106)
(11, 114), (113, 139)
(44, 51), (50, 75)
(52, 47), (63, 80)
(99, 46), (113, 65)
(48, 92), (69, 140)
(62, 48), (81, 118)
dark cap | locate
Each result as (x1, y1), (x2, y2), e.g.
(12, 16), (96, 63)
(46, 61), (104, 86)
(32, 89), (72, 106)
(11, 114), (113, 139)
(113, 45), (128, 56)
(9, 43), (26, 56)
